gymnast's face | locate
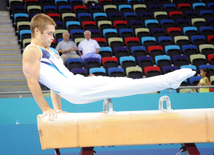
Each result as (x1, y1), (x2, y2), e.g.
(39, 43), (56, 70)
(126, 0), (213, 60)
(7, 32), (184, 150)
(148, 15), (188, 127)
(39, 25), (55, 48)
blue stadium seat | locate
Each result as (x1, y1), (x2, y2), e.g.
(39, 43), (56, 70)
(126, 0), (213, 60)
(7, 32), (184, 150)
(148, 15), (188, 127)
(192, 3), (206, 12)
(114, 46), (130, 60)
(176, 19), (191, 29)
(108, 67), (125, 77)
(155, 55), (171, 64)
(131, 46), (147, 61)
(99, 47), (112, 57)
(93, 12), (107, 22)
(55, 0), (68, 4)
(43, 5), (57, 13)
(129, 20), (143, 29)
(182, 45), (198, 61)
(14, 13), (29, 22)
(99, 47), (112, 53)
(78, 13), (92, 20)
(180, 65), (197, 71)
(118, 4), (132, 12)
(158, 36), (173, 49)
(160, 19), (175, 31)
(66, 21), (81, 29)
(89, 29), (101, 38)
(58, 5), (72, 14)
(70, 29), (84, 40)
(165, 45), (181, 60)
(120, 56), (136, 72)
(137, 56), (154, 72)
(108, 12), (123, 22)
(189, 76), (202, 85)
(162, 66), (178, 74)
(19, 30), (31, 39)
(200, 10), (214, 19)
(144, 19), (159, 30)
(183, 26), (198, 39)
(155, 55), (171, 73)
(103, 29), (117, 38)
(84, 58), (101, 72)
(199, 64), (214, 75)
(184, 11), (199, 20)
(66, 58), (83, 71)
(119, 28), (134, 39)
(89, 67), (106, 76)
(123, 12), (138, 23)
(11, 6), (26, 15)
(191, 35), (207, 48)
(151, 28), (166, 39)
(163, 4), (177, 13)
(55, 21), (64, 29)
(207, 18), (214, 27)
(141, 37), (156, 48)
(199, 26), (214, 37)
(71, 68), (88, 76)
(173, 55), (189, 68)
(208, 2), (214, 10)
(88, 5), (102, 14)
(138, 12), (153, 22)
(148, 4), (161, 13)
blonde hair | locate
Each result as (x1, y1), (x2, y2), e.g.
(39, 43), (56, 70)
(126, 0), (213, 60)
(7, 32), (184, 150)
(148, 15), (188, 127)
(30, 13), (56, 38)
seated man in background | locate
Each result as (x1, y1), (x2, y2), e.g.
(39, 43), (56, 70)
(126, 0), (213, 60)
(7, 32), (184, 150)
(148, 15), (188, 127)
(56, 32), (80, 65)
(78, 30), (102, 63)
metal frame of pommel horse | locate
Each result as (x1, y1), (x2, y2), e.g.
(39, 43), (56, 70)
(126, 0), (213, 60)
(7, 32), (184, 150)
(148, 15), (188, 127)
(36, 95), (214, 155)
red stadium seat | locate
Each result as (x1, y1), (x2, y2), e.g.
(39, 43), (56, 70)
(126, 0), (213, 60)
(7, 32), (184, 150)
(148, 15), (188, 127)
(167, 27), (181, 36)
(208, 35), (214, 44)
(144, 66), (161, 77)
(73, 5), (87, 12)
(147, 45), (163, 55)
(169, 11), (183, 18)
(82, 21), (96, 30)
(208, 54), (214, 65)
(113, 20), (128, 29)
(169, 11), (183, 22)
(24, 0), (38, 3)
(178, 3), (191, 10)
(102, 57), (118, 66)
(102, 57), (118, 71)
(47, 13), (60, 18)
(92, 38), (107, 47)
(124, 37), (140, 46)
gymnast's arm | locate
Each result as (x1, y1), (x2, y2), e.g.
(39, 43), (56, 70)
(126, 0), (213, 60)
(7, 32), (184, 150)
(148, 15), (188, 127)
(22, 46), (57, 120)
(50, 90), (62, 111)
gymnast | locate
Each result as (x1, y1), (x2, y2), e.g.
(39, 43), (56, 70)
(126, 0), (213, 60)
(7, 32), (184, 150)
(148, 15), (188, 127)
(22, 14), (195, 120)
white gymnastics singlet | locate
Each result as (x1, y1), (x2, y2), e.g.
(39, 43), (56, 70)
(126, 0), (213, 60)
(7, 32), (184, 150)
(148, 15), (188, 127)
(26, 44), (74, 94)
(25, 44), (195, 104)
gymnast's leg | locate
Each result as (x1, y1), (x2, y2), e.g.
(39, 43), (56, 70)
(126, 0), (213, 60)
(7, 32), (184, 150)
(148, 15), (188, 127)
(60, 68), (195, 104)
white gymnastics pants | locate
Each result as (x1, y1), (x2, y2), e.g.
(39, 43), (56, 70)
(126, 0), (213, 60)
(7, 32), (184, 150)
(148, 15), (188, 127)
(60, 68), (195, 104)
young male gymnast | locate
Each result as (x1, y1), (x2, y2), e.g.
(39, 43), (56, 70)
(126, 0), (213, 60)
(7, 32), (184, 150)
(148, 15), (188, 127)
(22, 14), (195, 120)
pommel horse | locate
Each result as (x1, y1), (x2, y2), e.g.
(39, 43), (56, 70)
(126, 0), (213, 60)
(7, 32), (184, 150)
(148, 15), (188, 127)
(37, 96), (214, 155)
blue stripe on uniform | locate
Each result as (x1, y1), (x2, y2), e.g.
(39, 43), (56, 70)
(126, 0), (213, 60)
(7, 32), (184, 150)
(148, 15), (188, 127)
(41, 61), (67, 78)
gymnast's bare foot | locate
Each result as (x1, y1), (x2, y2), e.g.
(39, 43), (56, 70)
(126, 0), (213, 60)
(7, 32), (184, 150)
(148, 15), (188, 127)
(88, 74), (95, 77)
